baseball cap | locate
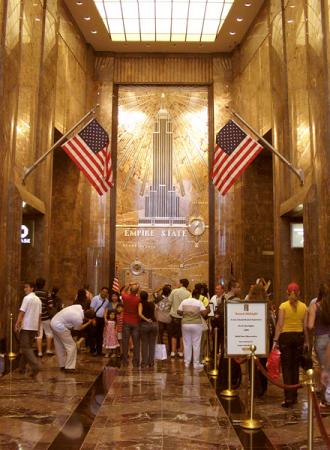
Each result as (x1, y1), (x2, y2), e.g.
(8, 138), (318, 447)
(287, 282), (300, 293)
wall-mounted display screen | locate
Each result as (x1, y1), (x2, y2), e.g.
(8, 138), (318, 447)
(291, 223), (304, 248)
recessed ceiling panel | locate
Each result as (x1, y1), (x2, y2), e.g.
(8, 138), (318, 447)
(63, 0), (265, 53)
(94, 0), (235, 42)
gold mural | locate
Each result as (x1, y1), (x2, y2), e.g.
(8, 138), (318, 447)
(116, 86), (209, 290)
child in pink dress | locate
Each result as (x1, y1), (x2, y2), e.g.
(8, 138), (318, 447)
(103, 311), (119, 357)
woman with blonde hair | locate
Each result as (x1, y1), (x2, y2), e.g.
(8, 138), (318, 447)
(273, 283), (308, 407)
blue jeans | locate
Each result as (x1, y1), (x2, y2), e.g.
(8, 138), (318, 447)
(122, 323), (140, 366)
(315, 334), (330, 368)
(140, 322), (158, 367)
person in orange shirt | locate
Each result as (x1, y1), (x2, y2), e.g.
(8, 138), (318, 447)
(273, 283), (308, 407)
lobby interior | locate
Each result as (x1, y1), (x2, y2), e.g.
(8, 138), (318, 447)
(1, 0), (330, 449)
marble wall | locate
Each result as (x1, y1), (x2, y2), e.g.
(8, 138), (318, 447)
(49, 2), (95, 303)
(228, 0), (330, 302)
(0, 0), (95, 343)
(214, 3), (274, 294)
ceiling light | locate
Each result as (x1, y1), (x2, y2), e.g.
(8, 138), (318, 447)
(287, 19), (294, 23)
(236, 17), (244, 22)
(76, 1), (83, 4)
(84, 16), (91, 21)
(35, 17), (41, 22)
(93, 0), (235, 43)
(91, 30), (98, 34)
(244, 2), (252, 6)
(229, 31), (236, 35)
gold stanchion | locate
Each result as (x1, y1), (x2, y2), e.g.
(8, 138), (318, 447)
(203, 321), (212, 364)
(221, 357), (238, 397)
(241, 345), (262, 430)
(208, 327), (219, 377)
(306, 368), (314, 450)
(8, 313), (17, 361)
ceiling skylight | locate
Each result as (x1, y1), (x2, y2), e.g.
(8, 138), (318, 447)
(93, 1), (235, 42)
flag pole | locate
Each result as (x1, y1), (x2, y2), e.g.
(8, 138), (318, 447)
(22, 104), (100, 184)
(227, 107), (304, 186)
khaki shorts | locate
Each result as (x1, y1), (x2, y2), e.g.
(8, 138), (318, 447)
(38, 319), (53, 339)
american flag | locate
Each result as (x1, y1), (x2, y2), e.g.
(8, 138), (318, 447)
(212, 120), (263, 195)
(61, 118), (113, 195)
(112, 276), (120, 293)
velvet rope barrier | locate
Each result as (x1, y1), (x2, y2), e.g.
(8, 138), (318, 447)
(254, 356), (303, 390)
(311, 391), (330, 449)
(254, 356), (330, 449)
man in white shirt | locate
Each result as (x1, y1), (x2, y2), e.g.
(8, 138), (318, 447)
(168, 279), (191, 358)
(209, 284), (225, 317)
(51, 304), (95, 372)
(15, 282), (42, 377)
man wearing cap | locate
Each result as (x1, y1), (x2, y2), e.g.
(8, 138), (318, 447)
(273, 282), (308, 407)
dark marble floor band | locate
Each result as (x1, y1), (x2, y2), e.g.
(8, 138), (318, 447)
(214, 388), (275, 449)
(45, 365), (118, 450)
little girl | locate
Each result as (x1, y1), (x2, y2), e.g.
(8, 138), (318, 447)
(103, 310), (120, 357)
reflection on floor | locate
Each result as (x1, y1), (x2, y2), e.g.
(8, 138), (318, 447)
(80, 360), (242, 450)
(0, 354), (330, 449)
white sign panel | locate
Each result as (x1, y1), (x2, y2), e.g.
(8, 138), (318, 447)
(225, 302), (268, 357)
(21, 220), (34, 245)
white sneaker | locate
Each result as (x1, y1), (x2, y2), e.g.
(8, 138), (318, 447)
(193, 363), (204, 370)
(178, 352), (184, 358)
(170, 352), (176, 358)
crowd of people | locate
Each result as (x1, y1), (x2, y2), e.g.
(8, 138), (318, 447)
(14, 276), (330, 409)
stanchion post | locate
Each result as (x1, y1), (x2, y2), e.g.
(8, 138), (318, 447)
(203, 320), (212, 364)
(221, 357), (238, 397)
(208, 327), (219, 377)
(241, 345), (262, 430)
(306, 368), (314, 450)
(8, 313), (17, 362)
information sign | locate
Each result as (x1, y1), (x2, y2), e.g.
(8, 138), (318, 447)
(225, 301), (268, 357)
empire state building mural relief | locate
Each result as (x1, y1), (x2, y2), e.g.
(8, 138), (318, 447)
(139, 100), (185, 225)
(116, 86), (209, 288)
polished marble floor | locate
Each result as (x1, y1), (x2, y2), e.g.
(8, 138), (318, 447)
(0, 354), (330, 450)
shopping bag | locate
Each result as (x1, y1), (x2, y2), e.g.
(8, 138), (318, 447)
(154, 343), (167, 360)
(266, 348), (281, 380)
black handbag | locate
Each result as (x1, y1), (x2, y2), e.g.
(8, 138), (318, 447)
(300, 347), (313, 371)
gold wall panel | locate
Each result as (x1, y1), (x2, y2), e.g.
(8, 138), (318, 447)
(115, 86), (209, 290)
(114, 56), (212, 84)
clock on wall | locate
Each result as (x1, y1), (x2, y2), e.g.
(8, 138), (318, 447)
(187, 217), (206, 237)
(130, 259), (144, 276)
